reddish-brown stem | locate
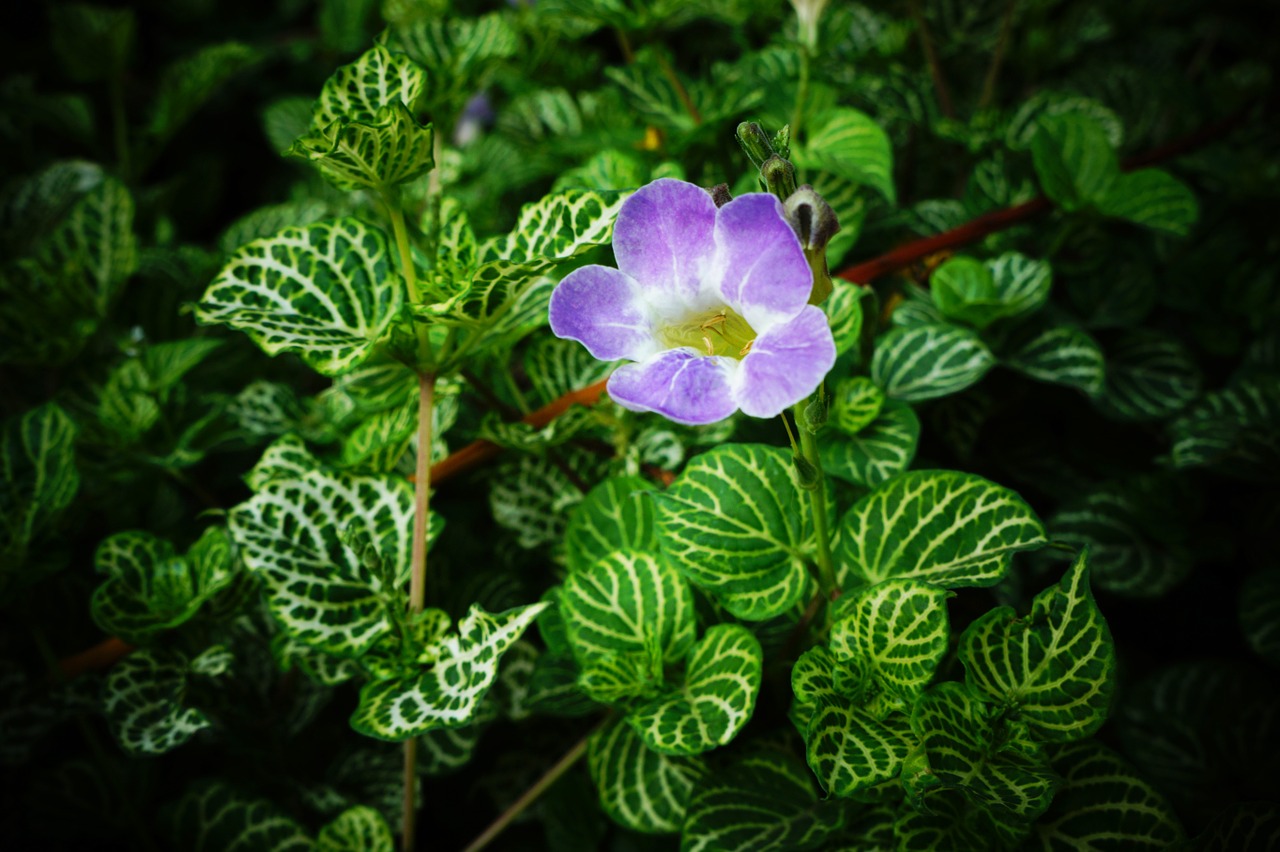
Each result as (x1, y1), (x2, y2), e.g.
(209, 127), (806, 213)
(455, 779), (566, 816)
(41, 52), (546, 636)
(56, 636), (134, 679)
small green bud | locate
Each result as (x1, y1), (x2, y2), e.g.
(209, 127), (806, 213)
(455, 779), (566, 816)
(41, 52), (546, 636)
(803, 394), (828, 434)
(793, 453), (821, 490)
(771, 125), (791, 160)
(736, 121), (775, 167)
(760, 155), (797, 202)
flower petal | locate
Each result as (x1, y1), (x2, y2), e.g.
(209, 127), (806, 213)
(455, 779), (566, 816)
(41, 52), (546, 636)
(612, 178), (718, 310)
(713, 194), (812, 332)
(549, 265), (658, 362)
(733, 306), (836, 418)
(608, 349), (738, 426)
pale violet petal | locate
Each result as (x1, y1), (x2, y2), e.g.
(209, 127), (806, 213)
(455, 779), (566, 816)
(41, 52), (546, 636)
(607, 349), (738, 426)
(713, 193), (813, 333)
(612, 178), (718, 311)
(733, 306), (835, 418)
(549, 265), (658, 362)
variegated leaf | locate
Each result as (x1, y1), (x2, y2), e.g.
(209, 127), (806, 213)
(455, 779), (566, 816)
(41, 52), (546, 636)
(315, 805), (395, 851)
(931, 253), (1051, 330)
(1095, 330), (1200, 422)
(680, 747), (850, 852)
(350, 602), (548, 739)
(835, 470), (1047, 589)
(105, 646), (230, 755)
(627, 625), (762, 756)
(562, 550), (695, 664)
(228, 463), (415, 657)
(197, 219), (404, 376)
(805, 703), (913, 797)
(800, 107), (896, 203)
(1029, 741), (1183, 851)
(564, 475), (657, 573)
(0, 403), (79, 581)
(829, 579), (951, 713)
(820, 400), (919, 489)
(908, 682), (1058, 821)
(588, 718), (708, 834)
(871, 323), (995, 402)
(959, 551), (1116, 742)
(829, 377), (884, 436)
(1006, 326), (1105, 395)
(656, 444), (825, 621)
(169, 780), (312, 851)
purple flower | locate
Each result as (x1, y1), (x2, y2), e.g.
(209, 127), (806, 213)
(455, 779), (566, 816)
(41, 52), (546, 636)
(549, 178), (836, 425)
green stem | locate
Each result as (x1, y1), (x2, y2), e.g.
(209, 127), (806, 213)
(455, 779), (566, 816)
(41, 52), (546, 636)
(461, 718), (605, 852)
(793, 400), (838, 598)
(979, 0), (1019, 110)
(402, 370), (436, 852)
(385, 198), (435, 367)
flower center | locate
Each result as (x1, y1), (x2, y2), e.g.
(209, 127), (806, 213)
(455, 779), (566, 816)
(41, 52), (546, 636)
(656, 306), (757, 359)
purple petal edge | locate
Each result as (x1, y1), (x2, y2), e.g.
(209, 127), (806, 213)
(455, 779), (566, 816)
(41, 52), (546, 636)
(733, 306), (835, 419)
(607, 349), (738, 426)
(713, 193), (813, 333)
(549, 264), (656, 362)
(612, 178), (718, 308)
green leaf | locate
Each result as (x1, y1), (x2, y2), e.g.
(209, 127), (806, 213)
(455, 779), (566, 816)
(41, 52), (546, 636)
(1240, 571), (1280, 667)
(146, 42), (259, 145)
(169, 780), (312, 852)
(564, 476), (657, 574)
(37, 175), (137, 314)
(835, 470), (1047, 589)
(820, 400), (920, 489)
(228, 382), (306, 439)
(959, 551), (1116, 742)
(588, 718), (708, 834)
(909, 682), (1058, 820)
(391, 13), (517, 114)
(91, 527), (238, 641)
(871, 323), (995, 402)
(1005, 326), (1105, 395)
(228, 464), (414, 656)
(1095, 330), (1200, 421)
(524, 333), (615, 405)
(562, 550), (695, 664)
(316, 805), (394, 852)
(1097, 168), (1198, 236)
(1169, 803), (1280, 852)
(823, 278), (872, 356)
(1167, 377), (1280, 480)
(0, 403), (79, 582)
(489, 451), (592, 549)
(105, 646), (229, 755)
(1028, 741), (1184, 851)
(801, 108), (896, 203)
(1030, 113), (1119, 211)
(196, 219), (405, 376)
(350, 602), (548, 738)
(680, 747), (850, 852)
(627, 624), (762, 755)
(49, 3), (134, 83)
(805, 703), (913, 797)
(829, 377), (884, 435)
(288, 43), (433, 191)
(656, 444), (821, 621)
(932, 253), (1052, 330)
(829, 579), (951, 713)
(894, 786), (1030, 851)
(1049, 480), (1193, 597)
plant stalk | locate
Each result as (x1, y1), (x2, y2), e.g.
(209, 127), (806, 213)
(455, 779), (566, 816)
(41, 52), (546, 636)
(461, 721), (603, 852)
(791, 43), (811, 141)
(793, 401), (838, 598)
(979, 0), (1020, 110)
(402, 369), (436, 851)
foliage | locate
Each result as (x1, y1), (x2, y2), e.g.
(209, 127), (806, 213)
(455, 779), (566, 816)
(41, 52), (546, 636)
(1, 0), (1277, 850)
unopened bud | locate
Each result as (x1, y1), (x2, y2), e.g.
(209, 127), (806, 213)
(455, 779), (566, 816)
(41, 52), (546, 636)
(760, 155), (797, 202)
(785, 185), (841, 305)
(803, 393), (828, 434)
(707, 183), (733, 208)
(735, 121), (775, 167)
(793, 453), (820, 490)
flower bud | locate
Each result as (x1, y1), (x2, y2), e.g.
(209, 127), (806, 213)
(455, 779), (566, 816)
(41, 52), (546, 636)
(760, 155), (797, 202)
(736, 121), (775, 167)
(803, 392), (828, 434)
(785, 185), (841, 305)
(707, 183), (733, 208)
(793, 453), (821, 490)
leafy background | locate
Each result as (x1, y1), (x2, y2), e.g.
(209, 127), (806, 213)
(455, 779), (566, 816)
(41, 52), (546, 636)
(2, 0), (1279, 850)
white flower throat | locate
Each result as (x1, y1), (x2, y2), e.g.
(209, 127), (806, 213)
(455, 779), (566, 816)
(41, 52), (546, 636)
(656, 306), (757, 359)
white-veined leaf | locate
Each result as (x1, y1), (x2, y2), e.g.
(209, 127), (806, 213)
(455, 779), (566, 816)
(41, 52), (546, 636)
(835, 470), (1047, 589)
(959, 551), (1116, 742)
(1095, 330), (1200, 421)
(196, 218), (404, 376)
(564, 475), (657, 573)
(805, 702), (913, 797)
(105, 646), (229, 755)
(800, 107), (896, 203)
(168, 780), (312, 852)
(315, 805), (394, 851)
(1098, 168), (1198, 236)
(871, 323), (995, 402)
(588, 718), (707, 834)
(820, 400), (919, 489)
(1005, 326), (1105, 395)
